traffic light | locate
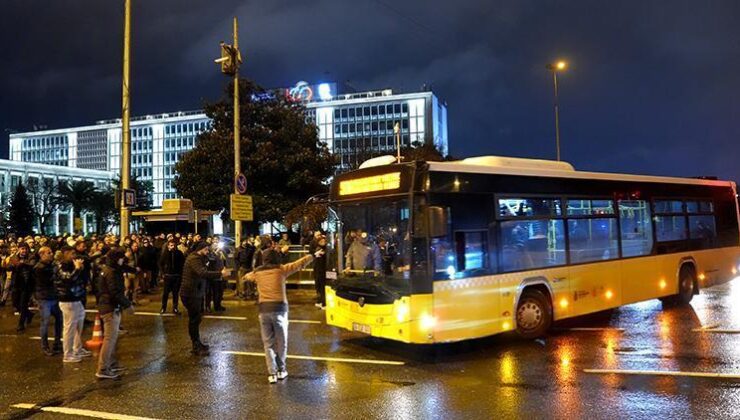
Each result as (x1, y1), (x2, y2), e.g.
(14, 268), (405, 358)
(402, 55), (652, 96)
(215, 42), (241, 75)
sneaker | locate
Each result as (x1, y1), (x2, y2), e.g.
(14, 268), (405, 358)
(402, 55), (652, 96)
(190, 346), (210, 356)
(160, 308), (166, 314)
(315, 303), (322, 308)
(76, 348), (93, 358)
(63, 356), (82, 363)
(277, 370), (288, 380)
(110, 366), (126, 373)
(173, 308), (180, 315)
(42, 347), (55, 357)
(95, 371), (120, 380)
(268, 375), (278, 384)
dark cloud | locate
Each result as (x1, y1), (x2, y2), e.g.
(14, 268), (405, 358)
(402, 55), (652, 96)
(1, 0), (738, 182)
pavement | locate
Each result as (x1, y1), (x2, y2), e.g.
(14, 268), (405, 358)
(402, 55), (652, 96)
(2, 279), (740, 419)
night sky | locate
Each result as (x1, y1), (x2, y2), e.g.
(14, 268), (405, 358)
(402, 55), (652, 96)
(1, 1), (738, 182)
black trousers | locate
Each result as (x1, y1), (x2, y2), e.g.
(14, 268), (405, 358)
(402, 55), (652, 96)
(314, 275), (326, 305)
(14, 288), (33, 328)
(161, 276), (181, 310)
(205, 280), (224, 310)
(182, 296), (202, 344)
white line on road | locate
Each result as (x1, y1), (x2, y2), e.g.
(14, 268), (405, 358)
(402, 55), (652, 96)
(559, 327), (626, 332)
(11, 403), (161, 420)
(692, 328), (740, 334)
(134, 312), (175, 317)
(583, 368), (740, 379)
(222, 350), (405, 366)
(203, 315), (247, 320)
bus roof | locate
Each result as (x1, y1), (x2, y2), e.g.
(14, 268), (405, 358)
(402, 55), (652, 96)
(425, 156), (736, 188)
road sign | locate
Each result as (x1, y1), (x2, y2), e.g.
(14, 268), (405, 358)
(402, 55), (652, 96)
(230, 194), (253, 221)
(123, 189), (136, 207)
(235, 173), (247, 194)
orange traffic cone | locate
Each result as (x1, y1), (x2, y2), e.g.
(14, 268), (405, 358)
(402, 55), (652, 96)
(85, 314), (104, 350)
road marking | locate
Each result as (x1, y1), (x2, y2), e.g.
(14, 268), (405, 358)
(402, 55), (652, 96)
(11, 403), (161, 420)
(692, 328), (740, 334)
(222, 350), (405, 366)
(134, 312), (175, 317)
(290, 320), (321, 324)
(85, 309), (99, 313)
(559, 327), (625, 332)
(584, 368), (740, 379)
(203, 315), (321, 324)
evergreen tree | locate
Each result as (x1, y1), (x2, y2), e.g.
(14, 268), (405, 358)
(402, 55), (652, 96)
(9, 184), (35, 236)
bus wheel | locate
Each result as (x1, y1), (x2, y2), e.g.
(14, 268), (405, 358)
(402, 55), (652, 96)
(662, 267), (697, 306)
(515, 289), (552, 339)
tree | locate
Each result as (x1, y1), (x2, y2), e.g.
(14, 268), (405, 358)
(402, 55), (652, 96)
(57, 180), (96, 220)
(27, 178), (62, 235)
(401, 140), (448, 162)
(114, 175), (154, 211)
(87, 187), (116, 234)
(174, 78), (336, 223)
(8, 184), (35, 236)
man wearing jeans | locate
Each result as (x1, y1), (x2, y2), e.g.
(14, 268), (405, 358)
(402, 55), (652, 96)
(245, 247), (320, 384)
(34, 247), (62, 356)
(96, 248), (133, 379)
(54, 246), (89, 363)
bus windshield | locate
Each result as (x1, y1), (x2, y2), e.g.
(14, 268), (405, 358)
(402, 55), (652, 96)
(336, 198), (414, 295)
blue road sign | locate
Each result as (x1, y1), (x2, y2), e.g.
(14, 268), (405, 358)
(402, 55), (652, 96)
(235, 173), (247, 194)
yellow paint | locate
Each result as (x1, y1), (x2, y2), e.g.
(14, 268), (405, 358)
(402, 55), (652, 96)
(338, 172), (400, 196)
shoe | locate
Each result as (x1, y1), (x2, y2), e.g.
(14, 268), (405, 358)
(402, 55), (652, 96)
(277, 370), (288, 380)
(215, 307), (226, 312)
(173, 308), (180, 315)
(320, 305), (326, 311)
(76, 348), (93, 358)
(315, 303), (322, 308)
(42, 347), (55, 357)
(118, 328), (128, 336)
(95, 371), (120, 380)
(16, 325), (25, 333)
(53, 344), (62, 355)
(63, 356), (82, 363)
(196, 341), (210, 350)
(110, 366), (126, 373)
(268, 375), (277, 384)
(160, 308), (166, 314)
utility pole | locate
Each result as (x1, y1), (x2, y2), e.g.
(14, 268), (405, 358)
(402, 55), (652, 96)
(394, 122), (401, 163)
(215, 18), (243, 245)
(120, 0), (132, 239)
(546, 60), (567, 161)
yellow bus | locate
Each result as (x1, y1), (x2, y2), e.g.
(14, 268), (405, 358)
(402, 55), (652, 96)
(325, 155), (740, 343)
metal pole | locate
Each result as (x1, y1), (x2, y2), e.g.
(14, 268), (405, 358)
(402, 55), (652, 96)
(120, 0), (132, 240)
(394, 123), (401, 163)
(233, 17), (242, 246)
(553, 71), (561, 162)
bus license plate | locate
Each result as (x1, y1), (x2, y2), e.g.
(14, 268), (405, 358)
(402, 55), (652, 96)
(352, 323), (372, 335)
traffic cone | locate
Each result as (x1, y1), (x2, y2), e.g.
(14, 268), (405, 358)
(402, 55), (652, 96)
(85, 314), (104, 350)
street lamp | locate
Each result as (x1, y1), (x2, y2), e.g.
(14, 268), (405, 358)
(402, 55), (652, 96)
(546, 60), (567, 161)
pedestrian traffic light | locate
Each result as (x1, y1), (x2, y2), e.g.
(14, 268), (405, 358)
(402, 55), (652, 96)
(215, 41), (241, 75)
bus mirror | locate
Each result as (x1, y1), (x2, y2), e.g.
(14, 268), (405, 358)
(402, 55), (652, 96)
(426, 206), (448, 237)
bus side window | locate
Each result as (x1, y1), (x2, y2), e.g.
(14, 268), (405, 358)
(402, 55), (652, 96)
(618, 200), (653, 257)
(454, 231), (488, 272)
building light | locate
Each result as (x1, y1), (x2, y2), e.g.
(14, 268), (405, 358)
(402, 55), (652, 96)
(318, 83), (333, 101)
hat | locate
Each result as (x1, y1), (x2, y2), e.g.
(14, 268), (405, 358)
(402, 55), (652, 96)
(192, 241), (210, 253)
(107, 247), (127, 261)
(66, 237), (76, 247)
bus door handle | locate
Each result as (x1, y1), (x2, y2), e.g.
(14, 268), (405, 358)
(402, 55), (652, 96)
(552, 277), (567, 283)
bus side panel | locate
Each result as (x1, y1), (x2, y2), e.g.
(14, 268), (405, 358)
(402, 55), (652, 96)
(568, 260), (622, 317)
(432, 276), (504, 342)
(621, 256), (674, 305)
(693, 246), (740, 288)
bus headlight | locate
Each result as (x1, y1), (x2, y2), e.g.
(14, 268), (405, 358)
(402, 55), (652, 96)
(396, 302), (409, 323)
(420, 313), (437, 331)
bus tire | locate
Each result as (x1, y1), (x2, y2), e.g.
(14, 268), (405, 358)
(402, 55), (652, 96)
(661, 266), (697, 306)
(515, 289), (552, 339)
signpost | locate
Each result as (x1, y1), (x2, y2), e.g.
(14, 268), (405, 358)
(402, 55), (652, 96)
(230, 194), (253, 221)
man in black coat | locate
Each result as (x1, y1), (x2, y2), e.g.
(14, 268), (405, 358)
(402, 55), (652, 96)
(96, 248), (134, 380)
(159, 239), (185, 314)
(34, 246), (62, 355)
(10, 243), (36, 333)
(180, 241), (229, 355)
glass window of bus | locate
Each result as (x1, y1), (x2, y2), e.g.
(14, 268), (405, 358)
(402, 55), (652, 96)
(618, 200), (653, 257)
(654, 200), (684, 214)
(500, 219), (565, 272)
(689, 215), (717, 242)
(568, 218), (619, 263)
(698, 201), (714, 213)
(338, 199), (412, 292)
(498, 198), (561, 218)
(655, 215), (687, 241)
(567, 199), (615, 216)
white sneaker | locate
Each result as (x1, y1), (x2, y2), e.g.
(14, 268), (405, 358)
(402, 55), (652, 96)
(95, 371), (120, 380)
(314, 303), (322, 308)
(277, 370), (288, 380)
(63, 356), (82, 363)
(76, 348), (93, 358)
(268, 375), (277, 384)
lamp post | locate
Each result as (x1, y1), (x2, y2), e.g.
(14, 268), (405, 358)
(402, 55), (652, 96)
(120, 0), (132, 239)
(546, 60), (567, 161)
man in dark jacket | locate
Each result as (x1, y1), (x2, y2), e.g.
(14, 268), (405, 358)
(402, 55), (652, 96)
(159, 239), (185, 314)
(180, 241), (229, 355)
(34, 246), (62, 356)
(10, 242), (36, 332)
(96, 247), (133, 380)
(54, 246), (90, 363)
(234, 239), (255, 299)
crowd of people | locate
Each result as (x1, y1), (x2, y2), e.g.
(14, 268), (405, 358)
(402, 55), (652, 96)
(0, 230), (329, 383)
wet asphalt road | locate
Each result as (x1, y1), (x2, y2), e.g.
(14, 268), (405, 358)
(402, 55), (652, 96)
(2, 279), (740, 420)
